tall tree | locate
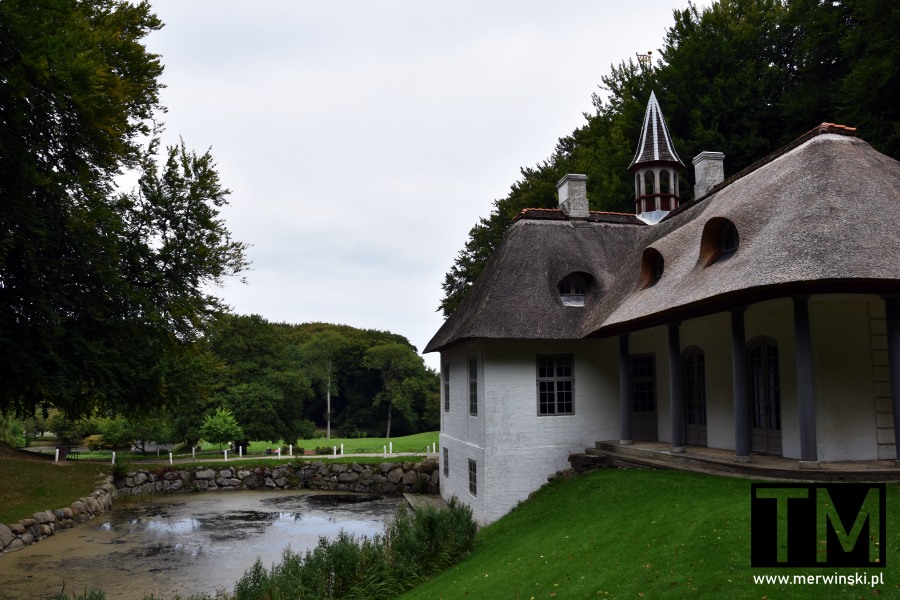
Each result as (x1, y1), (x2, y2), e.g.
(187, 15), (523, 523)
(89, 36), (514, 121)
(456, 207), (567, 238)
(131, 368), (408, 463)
(363, 343), (427, 439)
(0, 0), (248, 418)
(297, 330), (349, 439)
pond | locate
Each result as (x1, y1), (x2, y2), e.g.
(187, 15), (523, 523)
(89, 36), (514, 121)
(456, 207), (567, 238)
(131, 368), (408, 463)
(0, 490), (404, 600)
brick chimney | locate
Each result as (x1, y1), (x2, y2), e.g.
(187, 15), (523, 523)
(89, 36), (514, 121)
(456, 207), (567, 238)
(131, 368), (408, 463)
(557, 174), (589, 218)
(693, 151), (725, 199)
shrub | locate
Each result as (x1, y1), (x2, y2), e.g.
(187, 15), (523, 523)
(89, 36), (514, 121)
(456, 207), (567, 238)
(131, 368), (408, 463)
(228, 498), (477, 600)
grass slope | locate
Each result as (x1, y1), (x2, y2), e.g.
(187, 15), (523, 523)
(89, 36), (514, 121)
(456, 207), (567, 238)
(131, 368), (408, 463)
(399, 469), (900, 600)
(0, 443), (109, 524)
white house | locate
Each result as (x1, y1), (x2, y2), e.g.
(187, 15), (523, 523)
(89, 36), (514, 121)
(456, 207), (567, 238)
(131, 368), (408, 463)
(425, 92), (900, 525)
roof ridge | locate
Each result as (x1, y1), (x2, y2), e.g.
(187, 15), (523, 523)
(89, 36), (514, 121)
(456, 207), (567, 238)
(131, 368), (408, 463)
(661, 122), (858, 222)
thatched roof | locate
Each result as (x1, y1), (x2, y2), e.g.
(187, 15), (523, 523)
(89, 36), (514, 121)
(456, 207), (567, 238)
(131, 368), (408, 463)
(425, 129), (900, 353)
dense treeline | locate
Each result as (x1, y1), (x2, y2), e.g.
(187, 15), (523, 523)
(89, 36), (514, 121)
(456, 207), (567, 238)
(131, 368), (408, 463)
(203, 316), (439, 443)
(440, 0), (900, 316)
(14, 317), (439, 447)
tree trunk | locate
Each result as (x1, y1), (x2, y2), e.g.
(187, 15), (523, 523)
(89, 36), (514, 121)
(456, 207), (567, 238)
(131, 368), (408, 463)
(385, 399), (392, 439)
(326, 359), (332, 439)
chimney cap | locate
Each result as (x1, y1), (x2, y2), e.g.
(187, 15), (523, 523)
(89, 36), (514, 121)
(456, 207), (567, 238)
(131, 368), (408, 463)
(692, 151), (725, 165)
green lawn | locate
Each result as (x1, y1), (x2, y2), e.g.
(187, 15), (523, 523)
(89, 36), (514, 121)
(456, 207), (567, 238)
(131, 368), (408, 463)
(0, 450), (109, 524)
(399, 469), (900, 600)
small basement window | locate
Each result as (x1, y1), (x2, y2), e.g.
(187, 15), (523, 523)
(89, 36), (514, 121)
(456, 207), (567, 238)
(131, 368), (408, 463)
(558, 272), (590, 307)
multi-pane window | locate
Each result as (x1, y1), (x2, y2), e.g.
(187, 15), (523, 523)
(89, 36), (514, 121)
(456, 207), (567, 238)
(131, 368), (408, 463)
(721, 221), (739, 254)
(631, 355), (656, 412)
(443, 447), (449, 477)
(468, 357), (478, 416)
(537, 354), (574, 415)
(468, 458), (477, 496)
(558, 274), (587, 307)
(443, 363), (450, 412)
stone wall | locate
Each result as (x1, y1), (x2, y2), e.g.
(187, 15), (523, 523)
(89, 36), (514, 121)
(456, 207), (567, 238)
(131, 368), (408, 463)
(115, 459), (439, 496)
(0, 478), (117, 554)
(1, 459), (438, 555)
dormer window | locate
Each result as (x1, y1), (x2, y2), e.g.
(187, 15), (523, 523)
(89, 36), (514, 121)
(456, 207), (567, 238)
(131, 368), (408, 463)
(558, 273), (589, 307)
(640, 248), (665, 288)
(721, 220), (738, 254)
(699, 217), (739, 266)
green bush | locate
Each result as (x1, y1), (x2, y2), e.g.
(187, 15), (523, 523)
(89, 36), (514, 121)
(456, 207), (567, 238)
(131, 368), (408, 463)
(228, 498), (476, 600)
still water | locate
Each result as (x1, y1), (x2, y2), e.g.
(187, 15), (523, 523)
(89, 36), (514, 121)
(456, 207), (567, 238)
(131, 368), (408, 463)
(0, 490), (403, 600)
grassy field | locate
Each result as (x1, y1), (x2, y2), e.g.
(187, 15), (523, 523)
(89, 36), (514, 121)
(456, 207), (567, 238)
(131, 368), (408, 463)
(0, 434), (437, 526)
(398, 469), (900, 600)
(55, 431), (440, 461)
(0, 445), (110, 524)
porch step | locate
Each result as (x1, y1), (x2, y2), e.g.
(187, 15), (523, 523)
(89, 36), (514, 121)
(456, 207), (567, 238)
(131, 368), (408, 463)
(570, 441), (900, 482)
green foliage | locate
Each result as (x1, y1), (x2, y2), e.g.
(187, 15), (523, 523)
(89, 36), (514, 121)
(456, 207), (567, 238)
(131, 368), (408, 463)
(0, 0), (247, 421)
(439, 0), (900, 317)
(226, 498), (476, 600)
(0, 414), (25, 448)
(363, 343), (433, 438)
(200, 317), (438, 443)
(199, 407), (244, 449)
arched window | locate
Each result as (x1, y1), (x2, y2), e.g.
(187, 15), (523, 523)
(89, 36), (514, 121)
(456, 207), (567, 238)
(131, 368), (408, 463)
(682, 347), (707, 446)
(643, 171), (655, 195)
(660, 170), (671, 194)
(639, 248), (664, 288)
(721, 220), (738, 254)
(748, 337), (782, 454)
(698, 217), (739, 266)
(558, 273), (590, 307)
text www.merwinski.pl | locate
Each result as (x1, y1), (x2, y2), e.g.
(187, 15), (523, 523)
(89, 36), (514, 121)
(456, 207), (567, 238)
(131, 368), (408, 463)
(753, 572), (884, 587)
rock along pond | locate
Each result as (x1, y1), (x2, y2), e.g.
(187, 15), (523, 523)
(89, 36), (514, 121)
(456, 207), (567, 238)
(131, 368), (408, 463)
(0, 490), (404, 600)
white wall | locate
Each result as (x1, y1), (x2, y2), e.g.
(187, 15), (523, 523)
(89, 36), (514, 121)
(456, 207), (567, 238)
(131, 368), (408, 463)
(439, 338), (617, 525)
(811, 297), (880, 460)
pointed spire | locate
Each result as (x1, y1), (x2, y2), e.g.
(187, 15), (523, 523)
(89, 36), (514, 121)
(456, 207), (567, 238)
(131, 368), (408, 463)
(629, 90), (684, 170)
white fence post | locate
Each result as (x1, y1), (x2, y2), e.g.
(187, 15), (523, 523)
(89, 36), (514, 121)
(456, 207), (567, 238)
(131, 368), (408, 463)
(332, 445), (336, 457)
(289, 444), (293, 456)
(389, 442), (393, 454)
(224, 449), (228, 462)
(192, 446), (195, 460)
(383, 445), (387, 458)
(239, 446), (243, 458)
(169, 452), (173, 465)
(112, 451), (116, 465)
(340, 443), (344, 455)
(55, 448), (59, 462)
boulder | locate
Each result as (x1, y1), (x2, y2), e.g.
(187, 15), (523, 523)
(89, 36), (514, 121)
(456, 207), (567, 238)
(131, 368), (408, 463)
(32, 511), (55, 524)
(9, 523), (25, 535)
(195, 469), (216, 480)
(387, 468), (404, 484)
(0, 523), (14, 548)
(4, 538), (24, 552)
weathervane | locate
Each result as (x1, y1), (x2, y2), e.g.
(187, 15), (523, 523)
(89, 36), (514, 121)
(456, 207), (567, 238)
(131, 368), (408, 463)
(636, 50), (653, 73)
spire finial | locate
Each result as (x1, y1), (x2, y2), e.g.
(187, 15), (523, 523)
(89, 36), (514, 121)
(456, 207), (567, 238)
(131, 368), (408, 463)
(636, 50), (653, 73)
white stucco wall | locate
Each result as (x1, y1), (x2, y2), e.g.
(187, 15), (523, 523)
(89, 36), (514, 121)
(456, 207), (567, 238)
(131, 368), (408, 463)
(811, 297), (880, 460)
(439, 338), (617, 525)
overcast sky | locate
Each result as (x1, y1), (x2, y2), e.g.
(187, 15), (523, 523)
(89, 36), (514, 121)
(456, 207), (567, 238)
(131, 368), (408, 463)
(145, 1), (695, 369)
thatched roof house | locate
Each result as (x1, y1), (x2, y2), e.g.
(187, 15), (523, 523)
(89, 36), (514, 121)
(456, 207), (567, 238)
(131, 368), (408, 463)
(427, 93), (900, 526)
